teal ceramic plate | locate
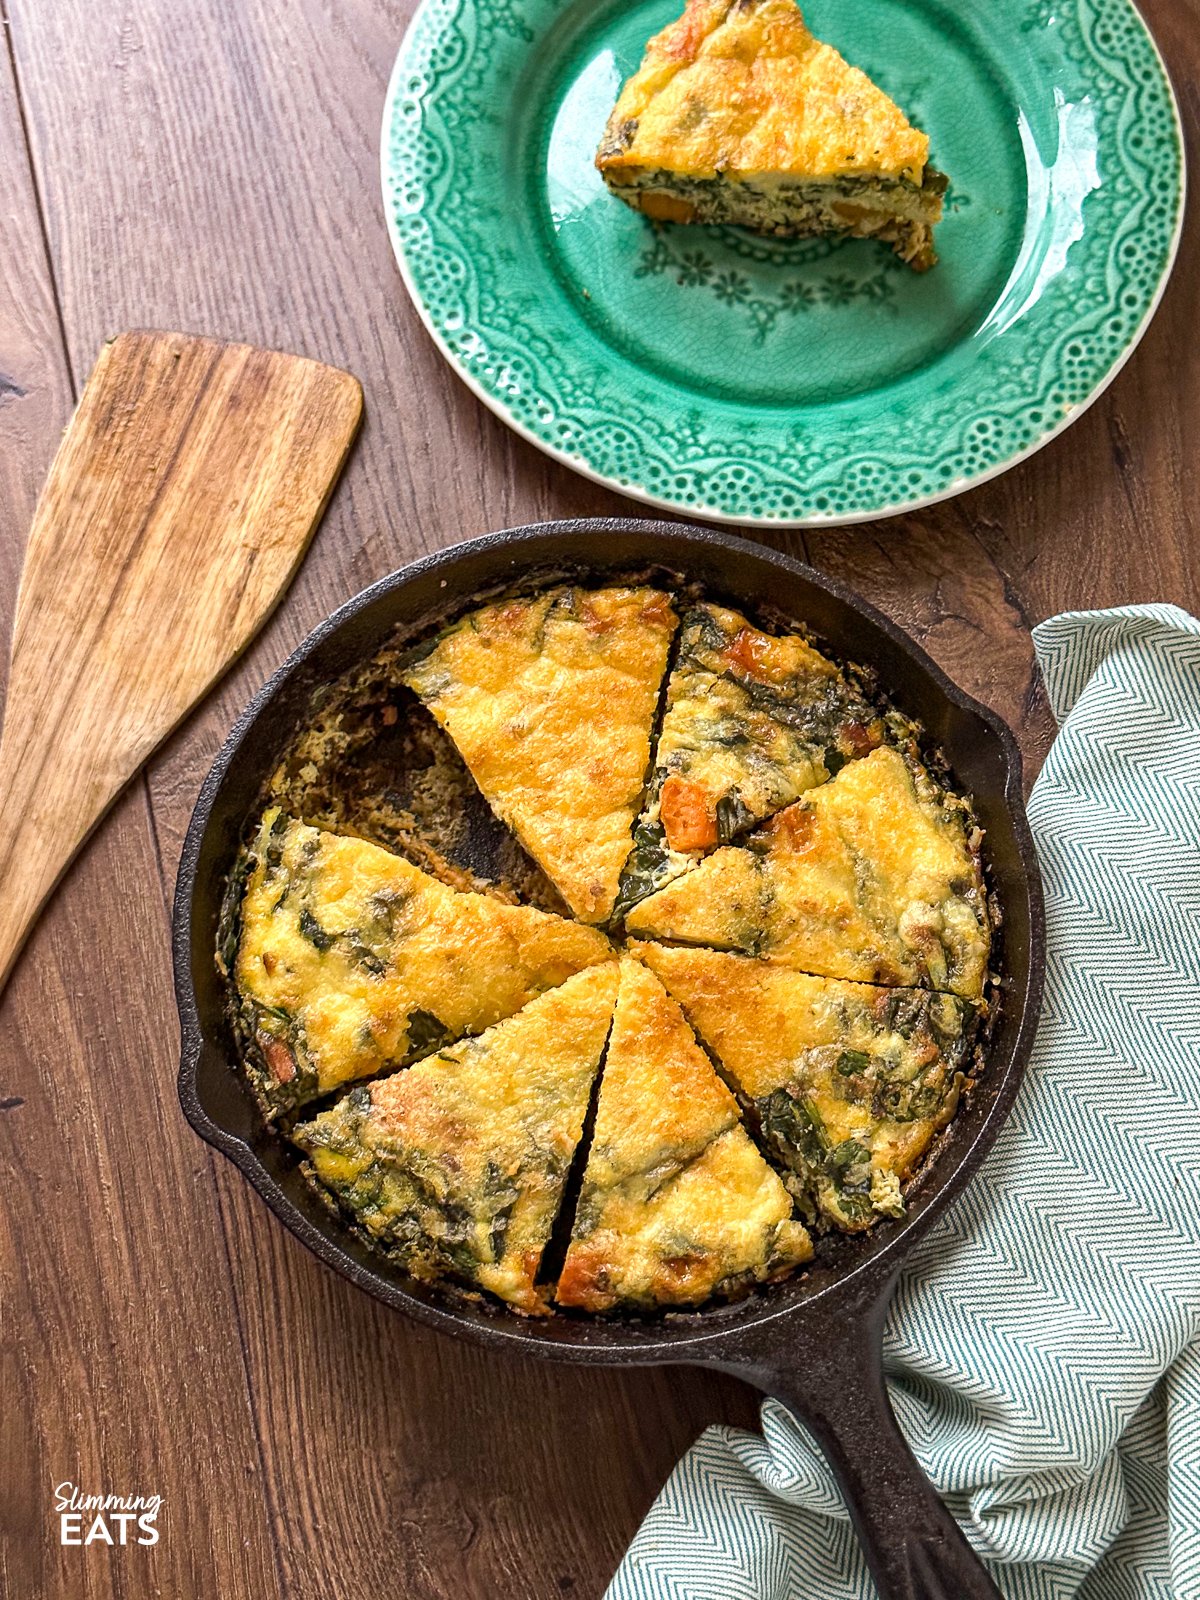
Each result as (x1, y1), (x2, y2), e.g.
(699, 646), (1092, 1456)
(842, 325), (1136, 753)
(383, 0), (1184, 526)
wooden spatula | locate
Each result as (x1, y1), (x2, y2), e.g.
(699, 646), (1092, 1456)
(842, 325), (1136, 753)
(0, 330), (363, 993)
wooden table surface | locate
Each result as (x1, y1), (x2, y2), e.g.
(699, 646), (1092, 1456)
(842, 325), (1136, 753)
(0, 1), (1195, 1594)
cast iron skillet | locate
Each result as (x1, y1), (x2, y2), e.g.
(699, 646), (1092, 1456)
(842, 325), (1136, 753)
(174, 520), (1044, 1600)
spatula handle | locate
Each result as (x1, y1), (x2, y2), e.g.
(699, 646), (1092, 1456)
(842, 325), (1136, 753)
(728, 1285), (1003, 1600)
(0, 811), (56, 991)
(0, 731), (108, 991)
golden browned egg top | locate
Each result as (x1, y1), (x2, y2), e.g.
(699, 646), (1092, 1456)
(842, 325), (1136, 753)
(598, 0), (929, 184)
(233, 810), (612, 1116)
(294, 966), (619, 1315)
(626, 746), (989, 1001)
(402, 586), (677, 924)
(632, 942), (974, 1230)
(556, 958), (811, 1312)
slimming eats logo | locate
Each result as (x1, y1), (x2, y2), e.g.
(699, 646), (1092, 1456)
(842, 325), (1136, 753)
(54, 1483), (162, 1546)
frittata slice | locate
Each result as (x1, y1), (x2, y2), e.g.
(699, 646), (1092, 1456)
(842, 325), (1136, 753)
(401, 587), (677, 925)
(616, 603), (886, 911)
(231, 810), (613, 1118)
(294, 966), (620, 1314)
(556, 958), (811, 1313)
(633, 942), (974, 1231)
(626, 746), (989, 1000)
(597, 0), (947, 269)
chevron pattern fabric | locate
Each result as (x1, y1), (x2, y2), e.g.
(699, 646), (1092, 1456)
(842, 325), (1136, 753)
(609, 606), (1200, 1600)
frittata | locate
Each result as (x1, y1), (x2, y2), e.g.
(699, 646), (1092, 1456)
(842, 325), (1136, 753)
(556, 958), (812, 1312)
(401, 586), (677, 925)
(597, 0), (947, 269)
(633, 942), (974, 1231)
(231, 810), (613, 1117)
(626, 746), (989, 1000)
(617, 602), (886, 911)
(293, 965), (620, 1314)
(225, 574), (995, 1317)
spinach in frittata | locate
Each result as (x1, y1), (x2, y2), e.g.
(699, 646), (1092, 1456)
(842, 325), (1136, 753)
(556, 958), (811, 1312)
(634, 942), (974, 1231)
(626, 747), (990, 1001)
(294, 965), (620, 1314)
(231, 810), (612, 1117)
(616, 602), (886, 912)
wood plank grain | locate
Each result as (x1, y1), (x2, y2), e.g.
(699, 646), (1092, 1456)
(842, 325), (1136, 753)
(3, 3), (754, 1593)
(0, 40), (283, 1600)
(0, 16), (72, 661)
(3, 0), (1197, 1595)
(0, 788), (287, 1600)
(0, 35), (77, 1599)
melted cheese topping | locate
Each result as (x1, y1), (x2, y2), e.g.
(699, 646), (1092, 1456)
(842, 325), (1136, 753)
(556, 959), (811, 1311)
(626, 747), (989, 1000)
(234, 811), (613, 1115)
(598, 0), (929, 184)
(294, 966), (620, 1314)
(633, 942), (973, 1231)
(402, 587), (677, 924)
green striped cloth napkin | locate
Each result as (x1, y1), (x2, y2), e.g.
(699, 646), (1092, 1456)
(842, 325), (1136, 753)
(609, 605), (1200, 1600)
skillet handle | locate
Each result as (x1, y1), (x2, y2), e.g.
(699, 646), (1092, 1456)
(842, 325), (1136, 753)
(730, 1284), (1002, 1600)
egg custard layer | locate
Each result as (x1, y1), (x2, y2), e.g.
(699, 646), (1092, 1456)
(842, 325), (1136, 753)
(597, 0), (946, 269)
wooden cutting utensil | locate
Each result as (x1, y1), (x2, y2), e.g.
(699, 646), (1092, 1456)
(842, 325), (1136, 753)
(0, 330), (363, 994)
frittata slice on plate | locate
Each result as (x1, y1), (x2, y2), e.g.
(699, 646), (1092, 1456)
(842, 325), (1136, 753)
(625, 746), (989, 1000)
(293, 966), (620, 1314)
(230, 810), (613, 1118)
(401, 587), (677, 925)
(597, 0), (947, 269)
(616, 602), (885, 911)
(555, 958), (811, 1312)
(633, 942), (975, 1231)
